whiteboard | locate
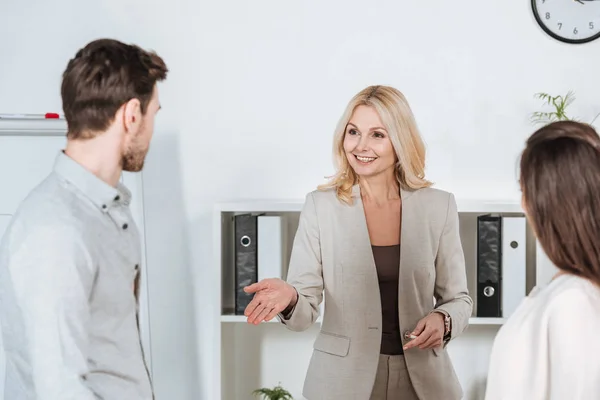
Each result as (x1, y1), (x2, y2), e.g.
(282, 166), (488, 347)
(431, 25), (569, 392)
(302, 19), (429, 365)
(0, 119), (153, 394)
(0, 216), (10, 399)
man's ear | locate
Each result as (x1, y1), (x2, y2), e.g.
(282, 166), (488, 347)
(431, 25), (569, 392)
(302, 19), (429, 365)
(123, 98), (142, 135)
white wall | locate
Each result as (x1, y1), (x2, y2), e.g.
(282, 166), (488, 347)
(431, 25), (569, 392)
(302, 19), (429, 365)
(1, 1), (600, 399)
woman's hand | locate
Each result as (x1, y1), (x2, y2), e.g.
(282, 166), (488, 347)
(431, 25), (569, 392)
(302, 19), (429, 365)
(402, 312), (445, 351)
(243, 278), (297, 325)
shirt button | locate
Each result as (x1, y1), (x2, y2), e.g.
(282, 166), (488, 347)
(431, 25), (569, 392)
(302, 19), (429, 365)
(122, 223), (128, 230)
(102, 204), (107, 209)
(114, 195), (120, 201)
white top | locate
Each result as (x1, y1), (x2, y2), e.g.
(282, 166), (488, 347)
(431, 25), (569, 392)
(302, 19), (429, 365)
(485, 273), (600, 400)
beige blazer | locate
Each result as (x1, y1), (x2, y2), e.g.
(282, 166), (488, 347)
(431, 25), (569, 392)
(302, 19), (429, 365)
(279, 184), (473, 400)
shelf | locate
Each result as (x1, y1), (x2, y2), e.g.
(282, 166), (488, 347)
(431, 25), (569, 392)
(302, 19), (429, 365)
(214, 198), (522, 214)
(456, 200), (522, 214)
(221, 315), (504, 325)
(221, 314), (324, 323)
(215, 200), (304, 213)
(468, 317), (506, 325)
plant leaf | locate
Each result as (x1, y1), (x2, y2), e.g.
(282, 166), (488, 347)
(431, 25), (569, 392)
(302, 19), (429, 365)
(530, 90), (577, 125)
(252, 384), (293, 400)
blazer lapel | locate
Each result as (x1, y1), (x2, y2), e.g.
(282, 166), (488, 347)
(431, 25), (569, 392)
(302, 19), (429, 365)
(397, 187), (430, 319)
(399, 187), (412, 281)
(346, 184), (376, 275)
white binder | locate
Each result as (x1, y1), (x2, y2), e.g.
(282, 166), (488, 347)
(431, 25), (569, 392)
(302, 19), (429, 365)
(257, 216), (284, 281)
(536, 241), (559, 286)
(501, 216), (527, 318)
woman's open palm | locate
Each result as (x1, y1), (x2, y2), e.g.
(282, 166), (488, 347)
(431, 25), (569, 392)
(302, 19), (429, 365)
(243, 278), (296, 325)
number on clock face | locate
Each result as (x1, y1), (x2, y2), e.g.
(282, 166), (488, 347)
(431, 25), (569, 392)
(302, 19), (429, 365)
(532, 0), (600, 44)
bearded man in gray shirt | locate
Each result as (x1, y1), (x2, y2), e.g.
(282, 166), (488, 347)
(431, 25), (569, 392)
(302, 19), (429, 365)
(0, 38), (168, 400)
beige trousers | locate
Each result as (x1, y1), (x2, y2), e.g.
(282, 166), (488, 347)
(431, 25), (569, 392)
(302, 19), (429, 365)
(369, 354), (419, 400)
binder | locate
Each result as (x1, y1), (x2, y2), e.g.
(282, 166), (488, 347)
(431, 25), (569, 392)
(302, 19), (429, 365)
(257, 216), (283, 281)
(234, 214), (258, 315)
(501, 216), (526, 318)
(476, 214), (502, 317)
(536, 241), (559, 286)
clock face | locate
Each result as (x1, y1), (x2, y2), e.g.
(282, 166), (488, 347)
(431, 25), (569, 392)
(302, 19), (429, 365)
(532, 0), (600, 44)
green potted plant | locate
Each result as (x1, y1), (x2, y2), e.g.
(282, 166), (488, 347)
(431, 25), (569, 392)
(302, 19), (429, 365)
(252, 383), (293, 400)
(530, 90), (599, 126)
(530, 90), (575, 125)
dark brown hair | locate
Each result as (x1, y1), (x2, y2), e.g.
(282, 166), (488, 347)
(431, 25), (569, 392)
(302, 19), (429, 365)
(520, 120), (600, 286)
(61, 38), (168, 139)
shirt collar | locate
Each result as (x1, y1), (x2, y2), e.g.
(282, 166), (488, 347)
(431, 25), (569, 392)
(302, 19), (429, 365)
(53, 151), (132, 212)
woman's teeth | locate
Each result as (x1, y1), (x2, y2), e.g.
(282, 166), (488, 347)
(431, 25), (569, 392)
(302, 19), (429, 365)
(356, 155), (376, 163)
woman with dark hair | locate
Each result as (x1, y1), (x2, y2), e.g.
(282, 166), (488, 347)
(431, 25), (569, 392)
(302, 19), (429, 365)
(485, 120), (600, 399)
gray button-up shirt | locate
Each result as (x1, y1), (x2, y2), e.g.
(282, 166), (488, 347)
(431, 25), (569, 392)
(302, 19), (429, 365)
(0, 151), (153, 399)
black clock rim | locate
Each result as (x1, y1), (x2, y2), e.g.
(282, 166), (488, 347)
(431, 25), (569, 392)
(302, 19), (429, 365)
(531, 0), (600, 44)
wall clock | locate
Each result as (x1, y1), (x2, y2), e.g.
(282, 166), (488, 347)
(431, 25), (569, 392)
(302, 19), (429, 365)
(532, 0), (600, 44)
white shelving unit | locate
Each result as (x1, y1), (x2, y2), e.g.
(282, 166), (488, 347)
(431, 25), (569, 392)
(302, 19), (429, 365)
(213, 198), (544, 400)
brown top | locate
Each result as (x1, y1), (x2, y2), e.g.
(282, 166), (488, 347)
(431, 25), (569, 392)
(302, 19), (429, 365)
(372, 244), (403, 355)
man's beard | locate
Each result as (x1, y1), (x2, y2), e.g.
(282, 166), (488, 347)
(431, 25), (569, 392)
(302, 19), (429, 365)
(121, 145), (148, 172)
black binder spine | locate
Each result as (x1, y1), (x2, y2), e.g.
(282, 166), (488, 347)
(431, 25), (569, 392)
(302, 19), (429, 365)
(476, 214), (502, 317)
(234, 214), (258, 315)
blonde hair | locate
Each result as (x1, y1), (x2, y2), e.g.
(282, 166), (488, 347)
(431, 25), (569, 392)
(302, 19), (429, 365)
(318, 85), (432, 204)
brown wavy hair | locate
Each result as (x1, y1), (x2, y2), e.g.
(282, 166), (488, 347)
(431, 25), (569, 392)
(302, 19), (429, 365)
(318, 85), (432, 204)
(520, 120), (600, 286)
(61, 38), (168, 139)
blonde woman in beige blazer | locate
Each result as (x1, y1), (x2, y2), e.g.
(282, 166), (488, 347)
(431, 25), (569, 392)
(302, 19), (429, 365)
(243, 85), (473, 400)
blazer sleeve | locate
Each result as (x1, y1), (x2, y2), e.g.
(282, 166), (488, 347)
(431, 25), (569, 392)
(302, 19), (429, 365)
(433, 192), (473, 341)
(278, 192), (323, 332)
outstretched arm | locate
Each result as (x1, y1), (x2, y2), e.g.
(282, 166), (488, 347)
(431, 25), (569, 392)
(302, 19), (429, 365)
(278, 192), (324, 331)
